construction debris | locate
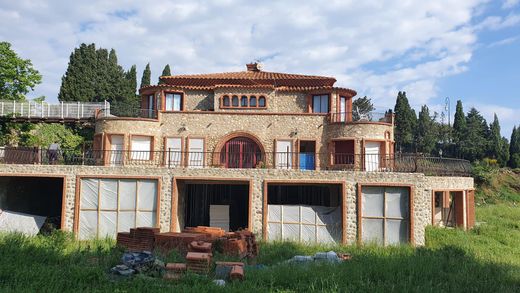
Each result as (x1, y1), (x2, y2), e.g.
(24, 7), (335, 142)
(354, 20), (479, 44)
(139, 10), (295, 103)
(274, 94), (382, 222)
(114, 226), (258, 282)
(111, 251), (164, 277)
(286, 251), (352, 264)
(0, 209), (46, 236)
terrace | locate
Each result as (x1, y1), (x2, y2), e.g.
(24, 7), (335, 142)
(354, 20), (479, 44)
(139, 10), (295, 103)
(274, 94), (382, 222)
(0, 147), (472, 177)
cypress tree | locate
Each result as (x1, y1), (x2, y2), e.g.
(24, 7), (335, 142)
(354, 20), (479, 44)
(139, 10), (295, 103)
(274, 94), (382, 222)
(509, 126), (520, 168)
(140, 63), (151, 88)
(453, 100), (466, 157)
(59, 43), (97, 102)
(461, 108), (489, 161)
(158, 64), (171, 84)
(415, 105), (436, 155)
(394, 91), (417, 152)
(107, 48), (126, 102)
(489, 114), (508, 166)
(125, 65), (138, 107)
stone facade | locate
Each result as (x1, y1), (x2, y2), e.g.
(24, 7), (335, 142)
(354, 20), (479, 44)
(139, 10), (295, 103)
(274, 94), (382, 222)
(0, 164), (474, 246)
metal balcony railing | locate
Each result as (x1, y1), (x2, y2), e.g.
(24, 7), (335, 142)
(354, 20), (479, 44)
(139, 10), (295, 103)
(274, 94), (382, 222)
(0, 147), (472, 176)
(329, 112), (393, 124)
(0, 100), (108, 120)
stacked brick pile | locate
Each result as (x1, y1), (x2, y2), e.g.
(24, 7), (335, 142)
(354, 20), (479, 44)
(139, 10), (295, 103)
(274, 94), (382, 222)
(186, 252), (212, 274)
(163, 263), (187, 280)
(215, 261), (245, 281)
(116, 227), (159, 252)
(154, 232), (206, 254)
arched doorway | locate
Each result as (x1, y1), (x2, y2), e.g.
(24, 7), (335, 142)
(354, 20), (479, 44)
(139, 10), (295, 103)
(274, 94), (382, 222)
(220, 137), (263, 168)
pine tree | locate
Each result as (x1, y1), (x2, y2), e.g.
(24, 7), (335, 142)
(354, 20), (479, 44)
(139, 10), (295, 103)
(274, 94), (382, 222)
(461, 108), (489, 161)
(394, 91), (417, 152)
(415, 105), (436, 155)
(352, 96), (375, 120)
(140, 63), (151, 88)
(509, 126), (520, 168)
(158, 64), (171, 84)
(107, 48), (126, 102)
(452, 100), (466, 157)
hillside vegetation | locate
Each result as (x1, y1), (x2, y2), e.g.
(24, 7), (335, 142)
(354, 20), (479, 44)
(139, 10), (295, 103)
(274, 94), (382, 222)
(473, 165), (520, 204)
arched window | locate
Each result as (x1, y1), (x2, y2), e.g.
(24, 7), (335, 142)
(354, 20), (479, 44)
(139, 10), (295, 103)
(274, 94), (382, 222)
(250, 96), (257, 107)
(220, 136), (262, 168)
(222, 95), (230, 107)
(232, 95), (239, 107)
(241, 95), (248, 107)
(258, 96), (266, 107)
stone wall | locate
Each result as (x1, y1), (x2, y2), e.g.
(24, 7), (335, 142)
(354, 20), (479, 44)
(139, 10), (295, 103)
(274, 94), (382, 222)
(0, 164), (473, 246)
(98, 112), (393, 169)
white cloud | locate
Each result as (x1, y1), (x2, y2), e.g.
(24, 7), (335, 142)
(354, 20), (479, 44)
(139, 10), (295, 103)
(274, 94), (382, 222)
(0, 0), (495, 111)
(502, 0), (520, 9)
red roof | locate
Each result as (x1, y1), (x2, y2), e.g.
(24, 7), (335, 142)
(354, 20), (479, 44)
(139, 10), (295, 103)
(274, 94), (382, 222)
(140, 63), (356, 96)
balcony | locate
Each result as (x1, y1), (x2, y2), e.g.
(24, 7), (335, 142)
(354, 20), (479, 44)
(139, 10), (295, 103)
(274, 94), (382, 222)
(0, 147), (472, 177)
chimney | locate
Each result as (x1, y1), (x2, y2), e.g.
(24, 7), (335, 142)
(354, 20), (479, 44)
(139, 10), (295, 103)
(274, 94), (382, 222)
(246, 62), (261, 72)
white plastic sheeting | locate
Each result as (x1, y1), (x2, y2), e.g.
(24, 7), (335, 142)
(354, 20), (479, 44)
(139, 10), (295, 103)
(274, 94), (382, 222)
(0, 209), (46, 236)
(209, 205), (229, 231)
(361, 186), (410, 245)
(267, 205), (341, 244)
(78, 178), (158, 240)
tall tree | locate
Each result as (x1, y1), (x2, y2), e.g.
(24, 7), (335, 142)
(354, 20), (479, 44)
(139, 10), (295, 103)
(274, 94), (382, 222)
(509, 126), (520, 168)
(158, 64), (171, 84)
(394, 91), (417, 152)
(0, 42), (42, 100)
(415, 105), (436, 154)
(352, 96), (375, 120)
(488, 114), (509, 166)
(124, 65), (138, 107)
(460, 108), (489, 161)
(452, 100), (466, 157)
(107, 48), (126, 102)
(140, 63), (151, 88)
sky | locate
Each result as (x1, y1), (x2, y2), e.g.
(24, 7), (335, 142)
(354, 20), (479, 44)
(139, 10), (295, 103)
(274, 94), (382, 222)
(0, 0), (519, 136)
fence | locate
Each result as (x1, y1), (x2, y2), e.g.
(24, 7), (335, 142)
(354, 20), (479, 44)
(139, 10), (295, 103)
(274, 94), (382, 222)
(329, 112), (393, 124)
(0, 100), (108, 120)
(0, 147), (472, 176)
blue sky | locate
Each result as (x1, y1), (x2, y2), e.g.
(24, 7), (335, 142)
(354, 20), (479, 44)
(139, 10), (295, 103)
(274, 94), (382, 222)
(0, 0), (518, 136)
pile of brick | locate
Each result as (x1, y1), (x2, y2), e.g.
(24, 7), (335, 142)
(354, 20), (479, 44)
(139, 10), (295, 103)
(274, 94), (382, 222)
(154, 232), (207, 254)
(215, 261), (245, 281)
(163, 263), (186, 280)
(186, 252), (212, 274)
(116, 227), (159, 252)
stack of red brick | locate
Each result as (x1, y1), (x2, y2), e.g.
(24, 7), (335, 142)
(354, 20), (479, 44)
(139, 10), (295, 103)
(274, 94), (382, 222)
(186, 252), (212, 274)
(116, 227), (159, 252)
(117, 226), (258, 260)
(163, 263), (187, 280)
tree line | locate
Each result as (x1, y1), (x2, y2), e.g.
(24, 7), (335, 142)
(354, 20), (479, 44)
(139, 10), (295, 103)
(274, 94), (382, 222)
(392, 91), (518, 167)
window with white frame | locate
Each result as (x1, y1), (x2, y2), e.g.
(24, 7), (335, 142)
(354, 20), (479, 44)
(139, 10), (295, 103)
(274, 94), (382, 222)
(361, 186), (410, 245)
(312, 95), (329, 113)
(131, 136), (152, 160)
(78, 178), (158, 239)
(165, 93), (182, 111)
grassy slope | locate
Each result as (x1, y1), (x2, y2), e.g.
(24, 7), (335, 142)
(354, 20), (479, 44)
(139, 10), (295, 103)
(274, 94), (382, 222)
(1, 204), (519, 292)
(475, 168), (520, 203)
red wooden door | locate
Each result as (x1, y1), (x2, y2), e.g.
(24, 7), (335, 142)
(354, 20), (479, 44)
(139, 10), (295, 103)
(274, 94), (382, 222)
(221, 137), (261, 168)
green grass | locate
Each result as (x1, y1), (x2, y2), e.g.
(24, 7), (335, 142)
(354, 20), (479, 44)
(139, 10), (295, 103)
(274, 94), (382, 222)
(1, 204), (520, 292)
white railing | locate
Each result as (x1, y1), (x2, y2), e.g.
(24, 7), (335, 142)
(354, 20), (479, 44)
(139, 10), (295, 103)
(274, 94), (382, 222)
(0, 100), (110, 119)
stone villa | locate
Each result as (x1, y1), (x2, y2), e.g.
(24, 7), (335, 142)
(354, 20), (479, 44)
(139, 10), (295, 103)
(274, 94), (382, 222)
(0, 63), (474, 246)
